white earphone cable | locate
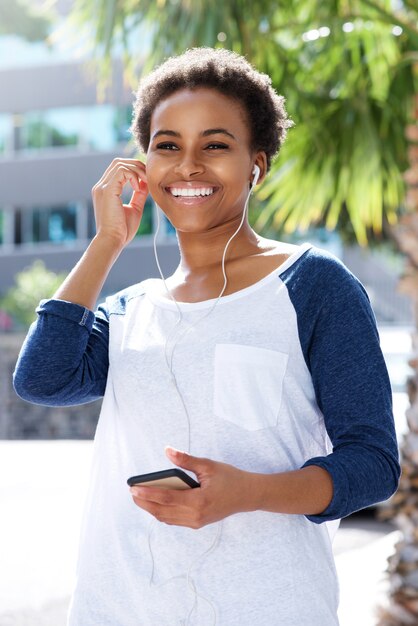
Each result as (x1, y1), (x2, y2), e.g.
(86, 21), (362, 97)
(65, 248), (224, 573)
(149, 168), (259, 624)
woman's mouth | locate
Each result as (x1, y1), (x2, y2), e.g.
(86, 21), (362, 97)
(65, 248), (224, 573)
(164, 185), (219, 205)
(170, 187), (214, 197)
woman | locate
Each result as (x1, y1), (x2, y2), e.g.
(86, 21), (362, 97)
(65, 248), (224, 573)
(14, 48), (399, 625)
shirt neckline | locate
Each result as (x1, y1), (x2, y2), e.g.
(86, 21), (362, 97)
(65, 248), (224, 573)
(147, 242), (312, 311)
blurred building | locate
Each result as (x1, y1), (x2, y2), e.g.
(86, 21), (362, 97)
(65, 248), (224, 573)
(0, 25), (179, 301)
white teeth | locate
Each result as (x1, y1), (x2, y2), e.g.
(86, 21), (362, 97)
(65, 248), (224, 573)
(170, 187), (214, 197)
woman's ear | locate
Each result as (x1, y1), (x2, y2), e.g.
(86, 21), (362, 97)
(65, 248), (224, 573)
(252, 152), (268, 186)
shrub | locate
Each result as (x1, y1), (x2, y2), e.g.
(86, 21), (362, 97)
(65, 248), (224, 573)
(0, 260), (66, 329)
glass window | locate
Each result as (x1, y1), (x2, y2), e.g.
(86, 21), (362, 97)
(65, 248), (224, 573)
(44, 109), (81, 147)
(19, 204), (77, 244)
(84, 105), (132, 149)
(21, 110), (79, 150)
(0, 114), (12, 155)
(113, 106), (133, 144)
(0, 35), (74, 71)
(18, 105), (132, 152)
(83, 105), (116, 150)
(14, 209), (22, 245)
(136, 196), (154, 237)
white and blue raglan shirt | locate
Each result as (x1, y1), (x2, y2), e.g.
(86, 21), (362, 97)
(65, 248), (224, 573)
(14, 243), (400, 626)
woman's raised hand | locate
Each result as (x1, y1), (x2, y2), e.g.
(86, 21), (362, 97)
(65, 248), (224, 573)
(92, 158), (149, 249)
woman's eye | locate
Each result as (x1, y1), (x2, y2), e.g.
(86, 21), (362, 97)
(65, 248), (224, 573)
(206, 143), (229, 150)
(154, 142), (228, 151)
(156, 142), (178, 150)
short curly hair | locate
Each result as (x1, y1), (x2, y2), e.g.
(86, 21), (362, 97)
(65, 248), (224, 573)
(130, 47), (292, 171)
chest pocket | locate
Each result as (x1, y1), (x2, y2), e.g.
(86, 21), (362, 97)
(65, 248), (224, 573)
(213, 344), (289, 431)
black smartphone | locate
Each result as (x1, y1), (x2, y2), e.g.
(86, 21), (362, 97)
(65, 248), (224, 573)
(127, 468), (200, 490)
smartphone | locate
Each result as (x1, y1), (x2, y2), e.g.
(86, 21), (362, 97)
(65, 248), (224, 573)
(127, 468), (200, 490)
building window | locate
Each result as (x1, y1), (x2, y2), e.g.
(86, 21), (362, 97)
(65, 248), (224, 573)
(0, 114), (12, 155)
(83, 105), (132, 150)
(113, 106), (133, 144)
(10, 198), (172, 247)
(136, 196), (154, 237)
(18, 105), (133, 152)
(20, 110), (79, 150)
(18, 204), (77, 245)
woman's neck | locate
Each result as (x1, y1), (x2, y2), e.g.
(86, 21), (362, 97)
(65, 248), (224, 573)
(175, 220), (261, 275)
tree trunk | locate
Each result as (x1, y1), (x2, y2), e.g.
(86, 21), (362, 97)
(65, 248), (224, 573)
(378, 93), (418, 625)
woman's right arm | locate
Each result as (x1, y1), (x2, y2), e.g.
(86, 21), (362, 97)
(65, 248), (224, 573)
(13, 159), (148, 406)
(54, 158), (148, 310)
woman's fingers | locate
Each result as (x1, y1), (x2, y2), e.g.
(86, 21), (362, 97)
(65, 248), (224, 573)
(91, 159), (149, 247)
(130, 487), (205, 528)
(97, 158), (147, 187)
(130, 485), (189, 506)
(126, 183), (148, 211)
(93, 159), (147, 204)
(94, 165), (141, 198)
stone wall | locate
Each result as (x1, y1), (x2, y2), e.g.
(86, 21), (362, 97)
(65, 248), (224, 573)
(0, 333), (100, 439)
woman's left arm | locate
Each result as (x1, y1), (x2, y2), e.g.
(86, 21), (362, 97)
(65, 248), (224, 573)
(130, 253), (400, 527)
(294, 254), (400, 523)
(129, 447), (333, 528)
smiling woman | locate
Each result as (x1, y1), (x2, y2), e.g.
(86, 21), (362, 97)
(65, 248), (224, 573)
(13, 48), (399, 626)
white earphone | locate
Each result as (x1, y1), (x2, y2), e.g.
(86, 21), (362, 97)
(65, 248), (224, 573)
(252, 164), (260, 187)
(151, 161), (261, 626)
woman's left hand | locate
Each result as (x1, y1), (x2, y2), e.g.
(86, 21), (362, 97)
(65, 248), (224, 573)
(129, 446), (259, 528)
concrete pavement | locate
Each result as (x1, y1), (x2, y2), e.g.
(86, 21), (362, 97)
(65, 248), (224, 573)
(0, 441), (399, 626)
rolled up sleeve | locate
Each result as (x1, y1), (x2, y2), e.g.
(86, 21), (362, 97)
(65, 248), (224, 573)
(13, 298), (110, 406)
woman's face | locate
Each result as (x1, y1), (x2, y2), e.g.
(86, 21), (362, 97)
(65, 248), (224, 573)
(146, 87), (264, 233)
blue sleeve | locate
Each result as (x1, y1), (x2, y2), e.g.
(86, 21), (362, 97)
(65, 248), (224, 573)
(281, 247), (400, 522)
(13, 298), (110, 406)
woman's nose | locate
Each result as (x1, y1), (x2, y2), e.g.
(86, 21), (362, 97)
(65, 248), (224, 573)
(173, 154), (205, 179)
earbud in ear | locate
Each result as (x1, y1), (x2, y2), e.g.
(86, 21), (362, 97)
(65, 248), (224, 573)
(252, 165), (260, 186)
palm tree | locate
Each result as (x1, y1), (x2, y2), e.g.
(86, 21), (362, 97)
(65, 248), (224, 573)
(64, 1), (418, 621)
(377, 95), (418, 624)
(67, 0), (417, 244)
